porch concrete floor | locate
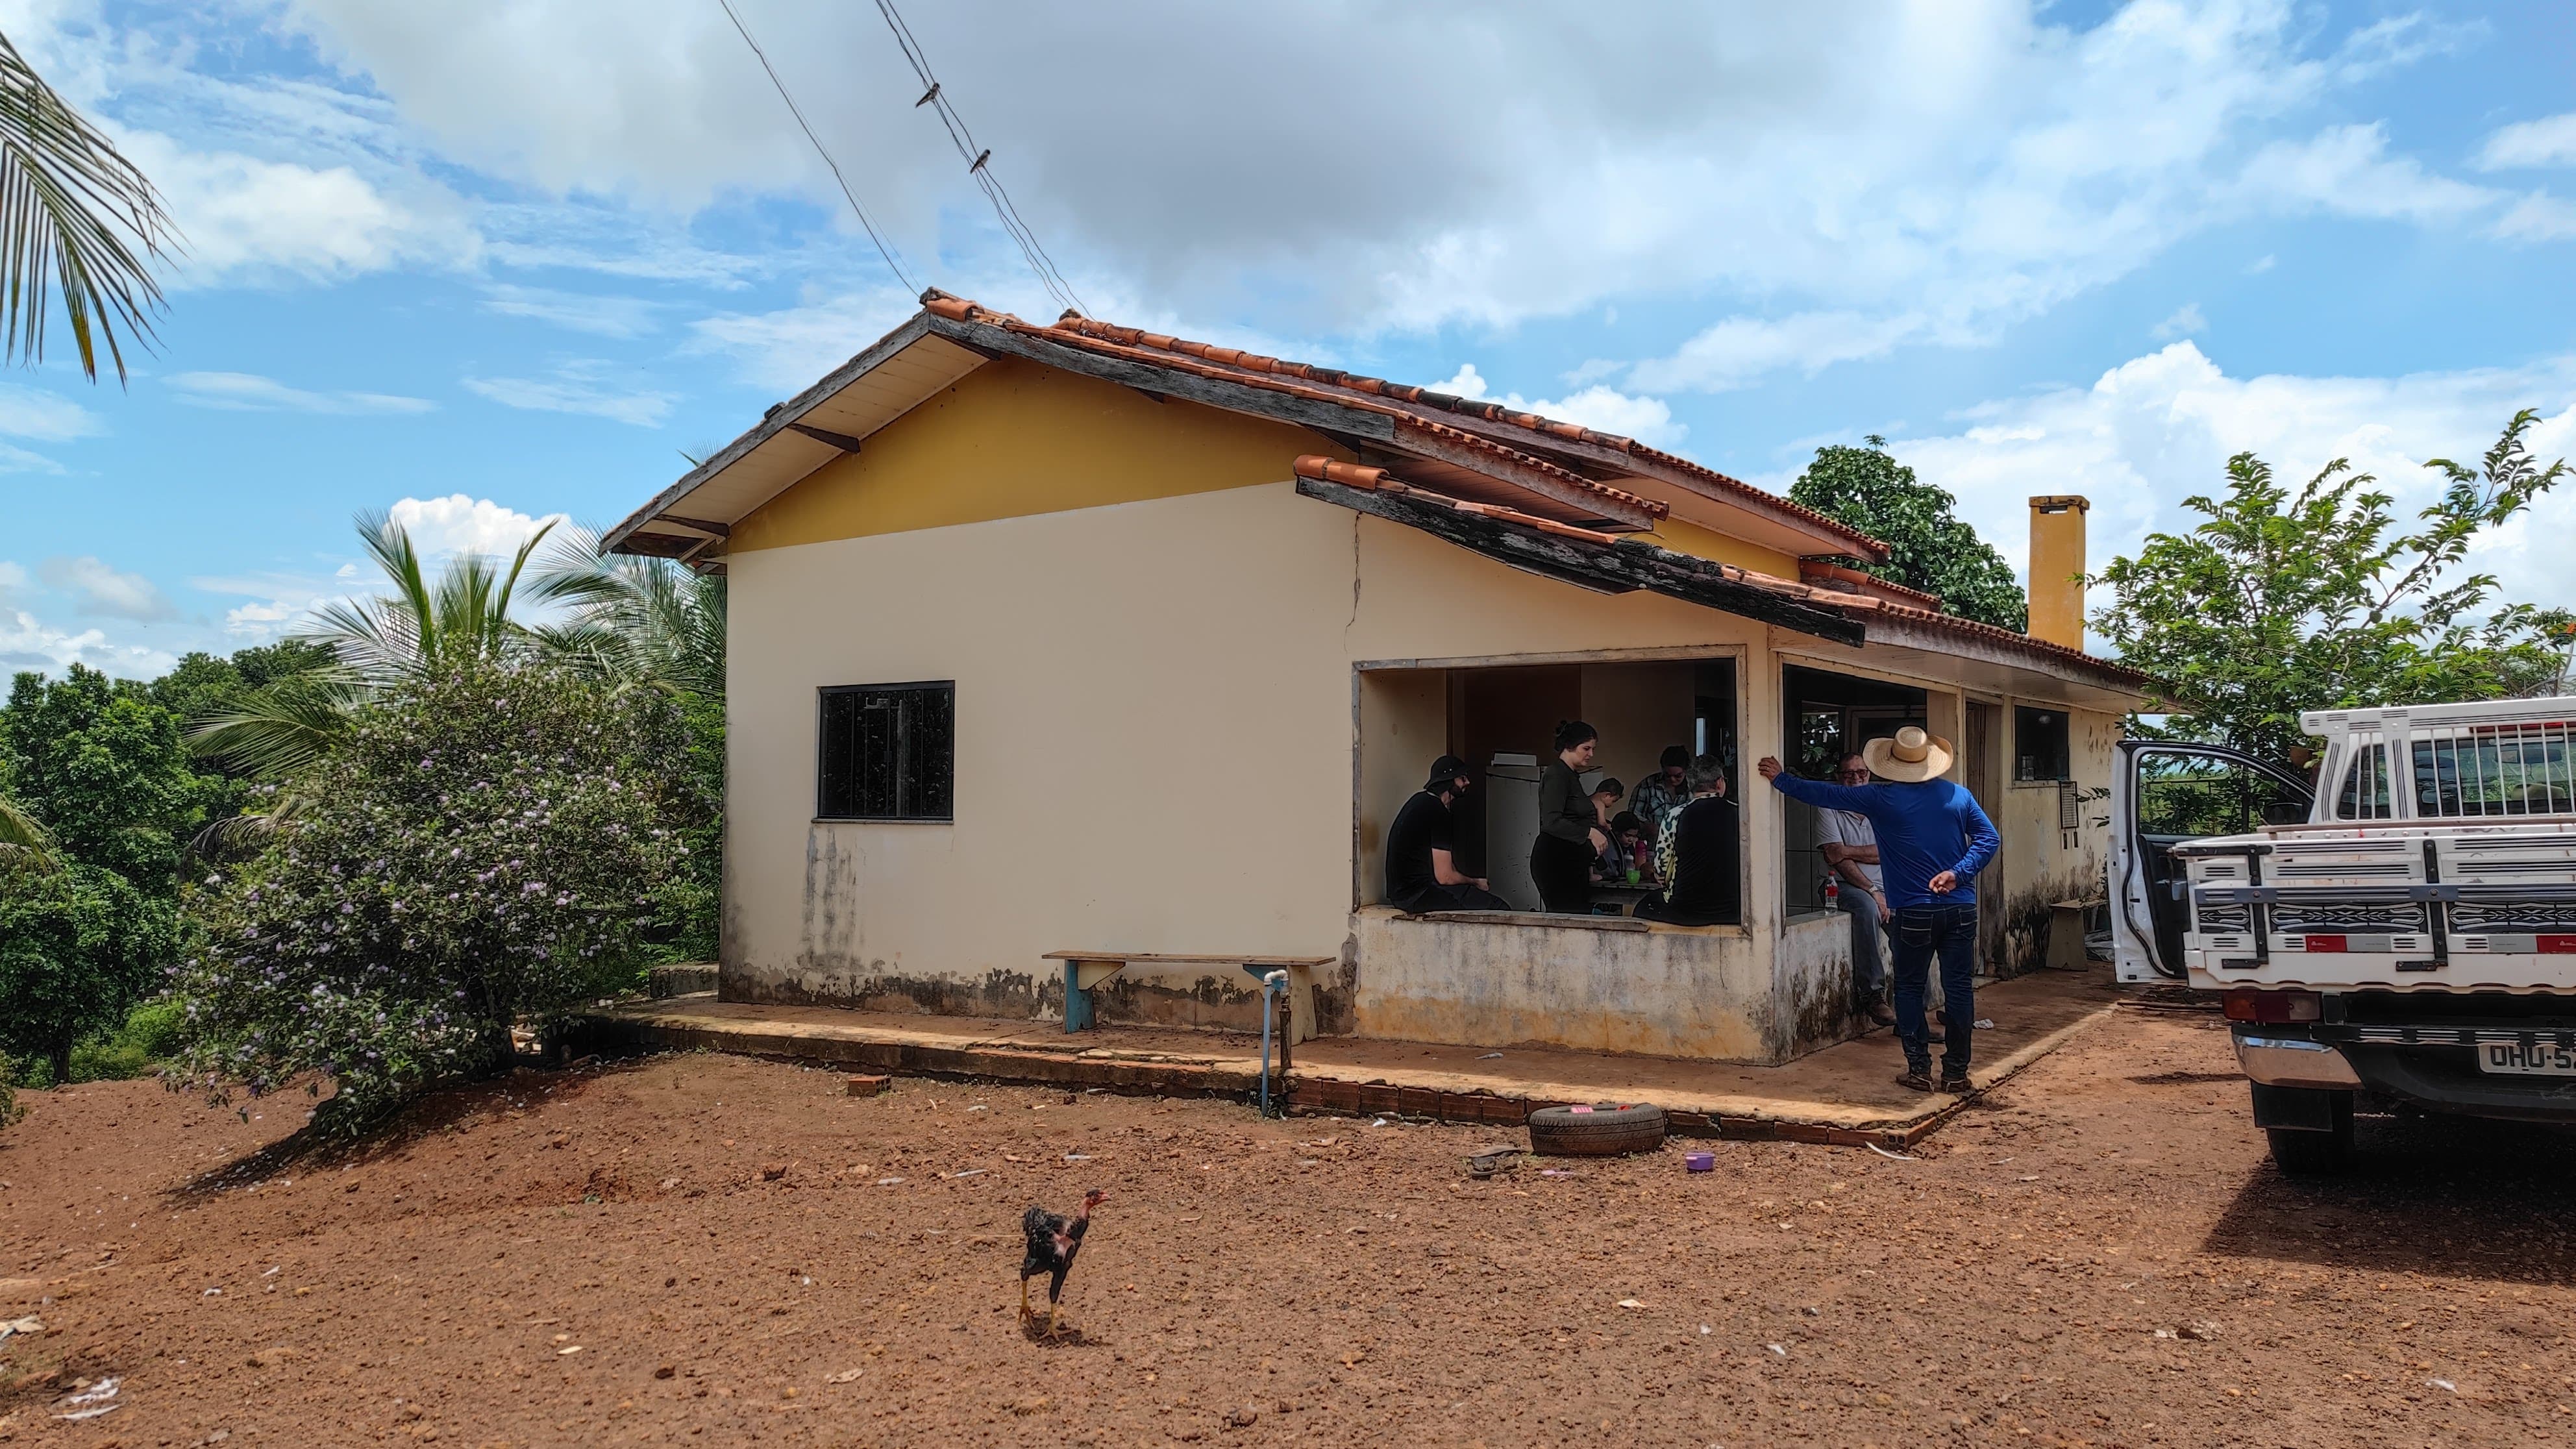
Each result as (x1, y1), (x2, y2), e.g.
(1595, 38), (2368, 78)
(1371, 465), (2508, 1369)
(582, 963), (2122, 1148)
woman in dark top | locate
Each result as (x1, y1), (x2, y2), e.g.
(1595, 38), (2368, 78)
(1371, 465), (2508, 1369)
(1531, 720), (1607, 914)
(1639, 755), (1741, 926)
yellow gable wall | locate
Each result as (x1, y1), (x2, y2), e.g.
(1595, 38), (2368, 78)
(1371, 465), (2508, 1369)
(730, 350), (1816, 575)
(732, 355), (1347, 552)
(1643, 515), (1802, 579)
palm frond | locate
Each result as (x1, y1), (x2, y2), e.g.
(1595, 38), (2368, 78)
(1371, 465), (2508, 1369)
(186, 667), (368, 778)
(0, 791), (54, 869)
(0, 29), (176, 382)
(529, 522), (726, 697)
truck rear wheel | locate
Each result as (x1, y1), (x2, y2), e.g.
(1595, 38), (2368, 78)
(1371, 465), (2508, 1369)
(2264, 1093), (2355, 1175)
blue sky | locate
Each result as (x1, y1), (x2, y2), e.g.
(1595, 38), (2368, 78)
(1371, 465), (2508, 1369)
(3, 0), (2573, 675)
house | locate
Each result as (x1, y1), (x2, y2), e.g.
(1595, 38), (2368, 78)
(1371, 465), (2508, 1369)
(605, 291), (2153, 1066)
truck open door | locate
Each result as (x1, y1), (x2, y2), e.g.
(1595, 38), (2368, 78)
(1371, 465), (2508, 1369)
(2109, 740), (2314, 982)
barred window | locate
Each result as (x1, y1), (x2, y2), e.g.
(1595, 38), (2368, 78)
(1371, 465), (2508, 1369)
(817, 682), (954, 821)
(2334, 741), (2393, 820)
(2410, 722), (2576, 818)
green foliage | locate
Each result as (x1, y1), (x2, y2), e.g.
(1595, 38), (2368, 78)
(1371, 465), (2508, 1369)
(0, 859), (178, 1084)
(1789, 436), (2028, 630)
(2090, 411), (2572, 760)
(0, 664), (199, 1081)
(3, 664), (202, 884)
(530, 525), (727, 700)
(68, 997), (184, 1082)
(171, 660), (710, 1130)
(0, 1051), (22, 1128)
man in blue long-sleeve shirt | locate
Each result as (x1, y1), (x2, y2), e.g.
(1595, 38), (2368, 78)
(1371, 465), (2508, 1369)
(1759, 726), (2000, 1093)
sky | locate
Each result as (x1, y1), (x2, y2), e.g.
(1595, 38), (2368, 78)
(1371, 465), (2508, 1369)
(3, 0), (2574, 676)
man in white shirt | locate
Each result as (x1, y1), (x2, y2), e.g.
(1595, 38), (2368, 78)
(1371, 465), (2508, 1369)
(1815, 752), (1898, 1027)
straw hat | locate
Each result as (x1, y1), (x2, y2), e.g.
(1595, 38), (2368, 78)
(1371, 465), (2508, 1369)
(1862, 726), (1953, 783)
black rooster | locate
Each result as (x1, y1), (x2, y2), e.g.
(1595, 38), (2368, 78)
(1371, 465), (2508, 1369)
(1018, 1189), (1107, 1336)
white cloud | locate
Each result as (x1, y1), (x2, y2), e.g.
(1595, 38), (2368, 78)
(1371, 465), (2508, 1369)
(687, 288), (924, 393)
(2244, 253), (2276, 274)
(167, 371), (436, 415)
(36, 555), (176, 621)
(2151, 303), (2207, 340)
(1633, 312), (1931, 393)
(263, 0), (2495, 358)
(116, 129), (478, 286)
(2476, 112), (2576, 171)
(1881, 342), (2576, 620)
(2493, 192), (2576, 243)
(386, 494), (565, 559)
(480, 284), (661, 338)
(0, 382), (104, 441)
(1428, 364), (1684, 449)
(462, 362), (675, 427)
(2233, 123), (2500, 222)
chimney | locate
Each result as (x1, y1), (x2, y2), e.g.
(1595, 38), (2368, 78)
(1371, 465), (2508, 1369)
(2027, 495), (2088, 650)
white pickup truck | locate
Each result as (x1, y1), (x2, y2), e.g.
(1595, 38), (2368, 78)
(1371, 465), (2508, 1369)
(2110, 695), (2576, 1172)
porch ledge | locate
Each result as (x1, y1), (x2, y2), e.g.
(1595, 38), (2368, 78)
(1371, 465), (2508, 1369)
(1393, 908), (1646, 932)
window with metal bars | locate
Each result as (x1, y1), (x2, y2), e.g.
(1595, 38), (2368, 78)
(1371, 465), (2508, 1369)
(2334, 740), (2394, 820)
(2409, 722), (2576, 818)
(817, 682), (954, 821)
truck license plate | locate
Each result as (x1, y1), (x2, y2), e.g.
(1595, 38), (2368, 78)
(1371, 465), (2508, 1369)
(2476, 1042), (2576, 1076)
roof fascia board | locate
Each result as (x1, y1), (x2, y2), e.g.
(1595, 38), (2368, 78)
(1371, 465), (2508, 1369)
(1296, 477), (1866, 645)
(1862, 612), (2157, 703)
(604, 312), (937, 552)
(929, 316), (1661, 532)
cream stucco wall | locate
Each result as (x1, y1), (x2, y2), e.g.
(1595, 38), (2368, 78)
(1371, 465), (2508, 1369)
(724, 477), (2127, 1055)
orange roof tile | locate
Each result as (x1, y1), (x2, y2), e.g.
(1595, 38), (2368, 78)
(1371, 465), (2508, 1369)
(1046, 310), (1884, 559)
(919, 292), (1667, 527)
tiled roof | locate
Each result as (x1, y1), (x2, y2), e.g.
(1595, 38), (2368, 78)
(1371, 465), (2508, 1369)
(922, 291), (1668, 526)
(1043, 309), (1885, 559)
(1291, 454), (2156, 695)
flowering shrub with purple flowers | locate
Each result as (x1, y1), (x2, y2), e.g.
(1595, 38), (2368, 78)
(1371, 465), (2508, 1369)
(168, 661), (707, 1129)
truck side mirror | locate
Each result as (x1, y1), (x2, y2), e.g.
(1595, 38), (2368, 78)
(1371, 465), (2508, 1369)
(2260, 800), (2308, 826)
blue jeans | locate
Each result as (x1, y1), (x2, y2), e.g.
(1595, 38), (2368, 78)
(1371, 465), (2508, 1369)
(1890, 901), (1977, 1077)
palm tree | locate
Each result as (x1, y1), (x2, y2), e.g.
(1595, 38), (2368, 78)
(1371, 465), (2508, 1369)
(527, 524), (726, 699)
(0, 29), (175, 382)
(188, 511), (555, 780)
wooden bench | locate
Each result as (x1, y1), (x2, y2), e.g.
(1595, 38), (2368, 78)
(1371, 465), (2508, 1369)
(1042, 952), (1332, 1054)
(2048, 898), (2107, 970)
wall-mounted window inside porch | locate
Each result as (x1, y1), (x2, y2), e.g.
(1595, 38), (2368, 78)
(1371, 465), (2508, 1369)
(2014, 706), (2071, 782)
(1779, 664), (1926, 916)
(817, 682), (955, 821)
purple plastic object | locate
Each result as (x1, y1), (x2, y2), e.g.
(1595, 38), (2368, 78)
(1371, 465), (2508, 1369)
(1684, 1151), (1715, 1172)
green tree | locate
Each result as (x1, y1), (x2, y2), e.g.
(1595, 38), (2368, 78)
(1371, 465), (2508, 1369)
(171, 661), (708, 1129)
(2088, 411), (2572, 760)
(0, 28), (177, 381)
(3, 664), (201, 882)
(1789, 436), (2027, 630)
(0, 665), (199, 1079)
(0, 860), (174, 1084)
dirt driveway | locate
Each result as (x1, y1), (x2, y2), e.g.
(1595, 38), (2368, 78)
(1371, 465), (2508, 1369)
(2, 1007), (2570, 1447)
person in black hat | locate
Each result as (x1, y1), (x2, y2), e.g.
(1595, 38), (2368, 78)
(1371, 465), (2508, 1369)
(1385, 755), (1511, 914)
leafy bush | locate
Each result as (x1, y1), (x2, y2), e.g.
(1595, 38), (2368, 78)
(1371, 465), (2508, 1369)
(170, 661), (707, 1129)
(68, 998), (187, 1082)
(0, 1052), (21, 1129)
(0, 860), (179, 1085)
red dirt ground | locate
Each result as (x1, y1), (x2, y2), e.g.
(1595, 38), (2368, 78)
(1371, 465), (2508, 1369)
(2, 1008), (2571, 1448)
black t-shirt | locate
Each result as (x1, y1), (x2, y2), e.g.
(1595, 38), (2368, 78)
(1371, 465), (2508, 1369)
(1385, 789), (1454, 910)
(1666, 795), (1741, 923)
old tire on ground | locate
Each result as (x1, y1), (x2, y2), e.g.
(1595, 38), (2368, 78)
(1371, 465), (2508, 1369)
(1526, 1102), (1668, 1157)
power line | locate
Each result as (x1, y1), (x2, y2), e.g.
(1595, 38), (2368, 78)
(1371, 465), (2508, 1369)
(871, 0), (1088, 317)
(717, 0), (921, 298)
